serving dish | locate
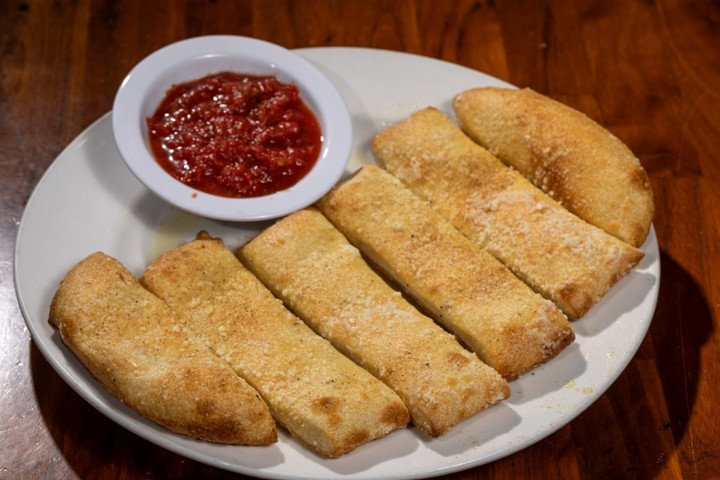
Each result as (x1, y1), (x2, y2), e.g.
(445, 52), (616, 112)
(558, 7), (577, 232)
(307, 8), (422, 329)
(15, 47), (660, 479)
(112, 36), (352, 221)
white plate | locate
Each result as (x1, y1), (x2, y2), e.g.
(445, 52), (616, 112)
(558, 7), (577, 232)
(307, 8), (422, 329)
(14, 47), (660, 480)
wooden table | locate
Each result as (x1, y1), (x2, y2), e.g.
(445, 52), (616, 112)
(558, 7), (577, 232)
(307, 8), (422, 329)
(2, 1), (719, 478)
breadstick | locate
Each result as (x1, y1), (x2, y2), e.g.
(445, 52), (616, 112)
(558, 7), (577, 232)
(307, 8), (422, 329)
(454, 87), (654, 247)
(239, 209), (510, 437)
(317, 165), (574, 379)
(141, 235), (409, 458)
(49, 252), (277, 445)
(373, 107), (644, 319)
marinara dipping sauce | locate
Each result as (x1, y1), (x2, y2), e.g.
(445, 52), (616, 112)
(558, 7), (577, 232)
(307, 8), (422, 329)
(147, 72), (322, 198)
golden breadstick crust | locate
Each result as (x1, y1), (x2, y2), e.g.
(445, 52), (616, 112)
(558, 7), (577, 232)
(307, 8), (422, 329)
(372, 107), (644, 320)
(48, 252), (277, 445)
(317, 164), (574, 380)
(454, 87), (655, 247)
(240, 208), (510, 437)
(141, 237), (408, 458)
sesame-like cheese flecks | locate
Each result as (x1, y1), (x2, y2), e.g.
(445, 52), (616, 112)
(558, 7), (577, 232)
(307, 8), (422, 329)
(454, 87), (655, 248)
(141, 236), (409, 458)
(240, 208), (510, 437)
(48, 252), (277, 446)
(372, 107), (644, 319)
(317, 165), (574, 380)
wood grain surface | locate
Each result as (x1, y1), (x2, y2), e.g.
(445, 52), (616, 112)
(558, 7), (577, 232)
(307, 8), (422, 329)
(2, 1), (719, 479)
